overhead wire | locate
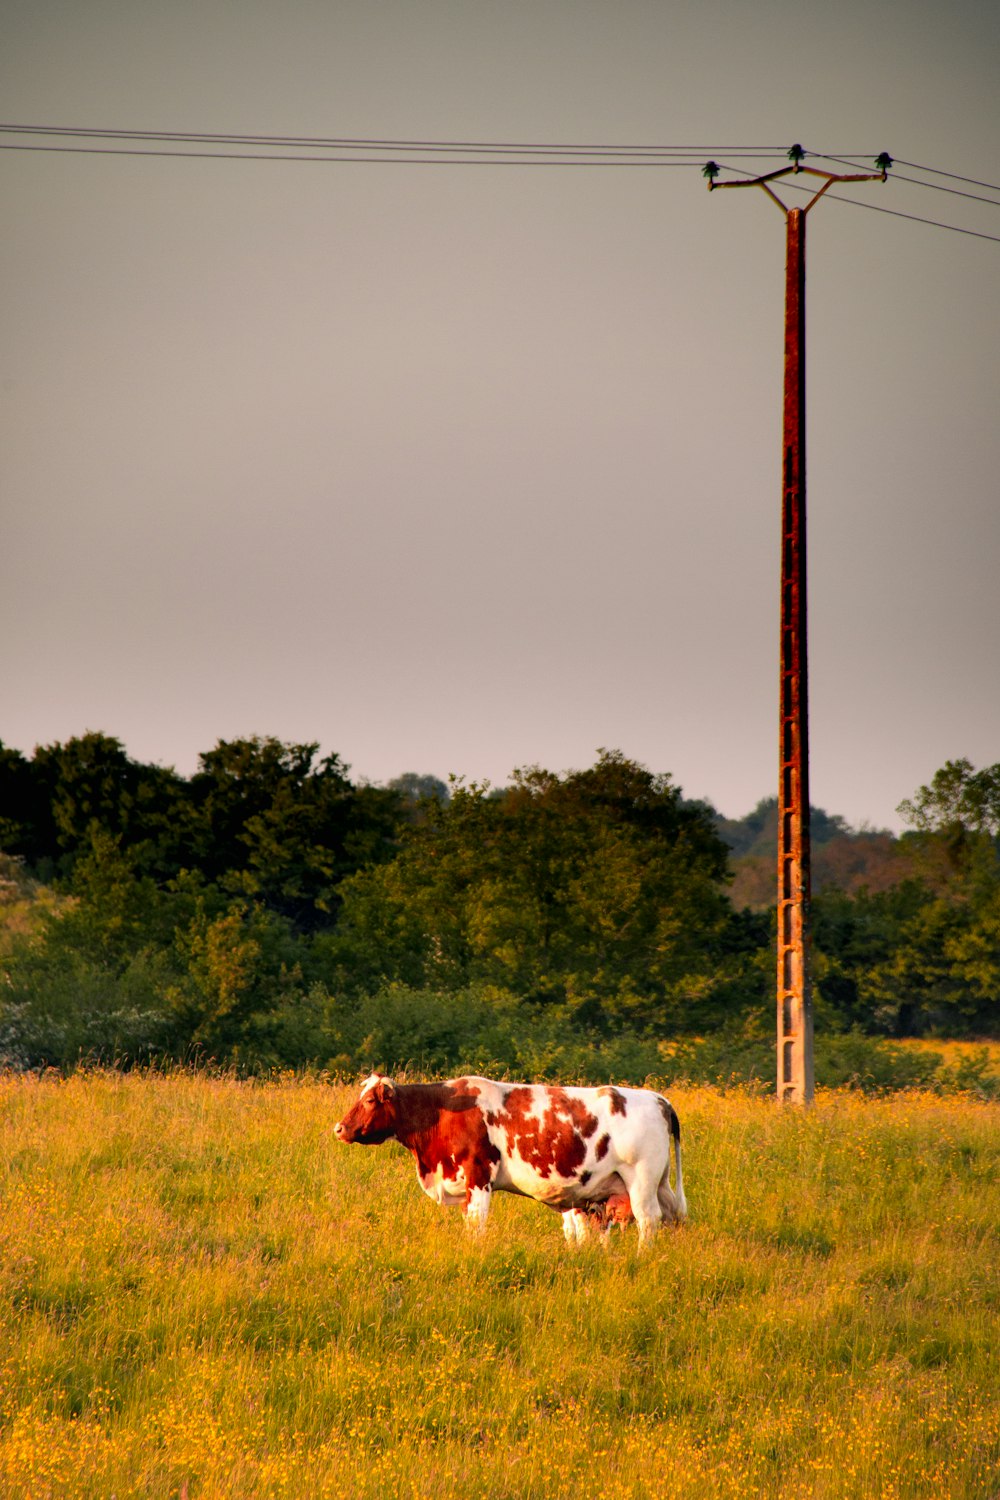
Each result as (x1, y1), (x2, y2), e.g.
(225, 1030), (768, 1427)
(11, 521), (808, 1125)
(0, 143), (719, 166)
(714, 160), (1000, 244)
(2, 123), (997, 240)
(881, 174), (1000, 209)
(0, 123), (787, 155)
(804, 150), (1000, 208)
(810, 150), (1000, 196)
(0, 123), (786, 165)
(895, 158), (1000, 192)
(808, 195), (1000, 243)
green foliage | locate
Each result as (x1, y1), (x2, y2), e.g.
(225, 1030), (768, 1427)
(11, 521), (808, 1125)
(812, 880), (928, 1031)
(0, 853), (55, 956)
(1, 834), (182, 1067)
(0, 733), (405, 927)
(0, 946), (177, 1070)
(333, 751), (751, 1031)
(302, 982), (690, 1083)
(387, 772), (451, 822)
(813, 1030), (948, 1092)
(899, 756), (1000, 841)
(663, 1024), (1000, 1096)
(812, 758), (1000, 1038)
(167, 896), (308, 1062)
(2, 742), (999, 1070)
(184, 736), (401, 927)
(320, 983), (534, 1077)
(714, 795), (856, 861)
(0, 744), (48, 861)
(29, 732), (188, 878)
(859, 887), (1000, 1036)
(897, 757), (1000, 896)
(1, 831), (312, 1068)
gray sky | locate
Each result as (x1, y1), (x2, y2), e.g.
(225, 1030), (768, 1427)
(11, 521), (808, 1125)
(3, 0), (998, 831)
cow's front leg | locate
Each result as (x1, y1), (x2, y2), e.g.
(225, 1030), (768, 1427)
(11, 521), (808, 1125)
(462, 1133), (500, 1234)
(464, 1183), (492, 1234)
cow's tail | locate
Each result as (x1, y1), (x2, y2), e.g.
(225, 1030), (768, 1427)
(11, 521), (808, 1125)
(666, 1101), (687, 1222)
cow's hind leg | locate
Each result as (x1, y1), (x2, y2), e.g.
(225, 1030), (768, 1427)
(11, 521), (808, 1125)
(657, 1177), (682, 1225)
(562, 1209), (589, 1248)
(621, 1164), (663, 1248)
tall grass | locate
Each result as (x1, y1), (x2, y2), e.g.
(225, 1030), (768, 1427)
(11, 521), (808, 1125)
(1, 1071), (997, 1498)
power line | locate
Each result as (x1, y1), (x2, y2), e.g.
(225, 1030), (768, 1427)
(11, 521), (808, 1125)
(4, 124), (997, 240)
(0, 142), (717, 167)
(717, 162), (1000, 244)
(805, 151), (1000, 209)
(0, 123), (783, 165)
(0, 123), (791, 156)
(819, 193), (1000, 243)
(886, 174), (1000, 209)
(883, 158), (1000, 195)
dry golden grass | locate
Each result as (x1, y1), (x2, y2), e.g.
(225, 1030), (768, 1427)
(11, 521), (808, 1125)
(1, 1071), (997, 1498)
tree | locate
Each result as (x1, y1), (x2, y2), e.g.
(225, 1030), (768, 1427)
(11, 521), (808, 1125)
(184, 737), (402, 928)
(898, 759), (1000, 890)
(333, 750), (756, 1031)
(812, 880), (929, 1032)
(27, 732), (187, 878)
(0, 830), (184, 1066)
(387, 772), (450, 809)
(0, 826), (319, 1067)
(7, 730), (405, 932)
(0, 742), (48, 862)
(810, 760), (1000, 1037)
(167, 896), (307, 1060)
(859, 890), (1000, 1036)
(387, 772), (451, 828)
(899, 758), (1000, 840)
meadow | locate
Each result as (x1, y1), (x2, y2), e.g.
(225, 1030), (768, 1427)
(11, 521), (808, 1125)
(0, 1071), (997, 1499)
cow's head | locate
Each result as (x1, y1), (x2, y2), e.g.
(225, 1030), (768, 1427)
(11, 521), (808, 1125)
(334, 1074), (400, 1144)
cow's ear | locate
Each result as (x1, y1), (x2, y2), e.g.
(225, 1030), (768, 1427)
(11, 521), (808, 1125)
(374, 1077), (396, 1103)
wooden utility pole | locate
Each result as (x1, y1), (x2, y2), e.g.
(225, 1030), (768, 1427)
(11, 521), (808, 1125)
(704, 146), (891, 1103)
(778, 200), (812, 1104)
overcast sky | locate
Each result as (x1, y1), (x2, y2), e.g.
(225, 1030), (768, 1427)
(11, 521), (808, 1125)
(3, 0), (998, 831)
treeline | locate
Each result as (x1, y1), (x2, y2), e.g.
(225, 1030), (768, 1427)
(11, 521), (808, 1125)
(0, 734), (998, 1076)
(720, 798), (912, 906)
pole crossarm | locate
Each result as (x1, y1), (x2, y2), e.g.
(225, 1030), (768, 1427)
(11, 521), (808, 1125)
(705, 144), (890, 1105)
(706, 153), (891, 217)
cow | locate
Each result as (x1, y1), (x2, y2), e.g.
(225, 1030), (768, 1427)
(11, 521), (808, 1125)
(333, 1074), (686, 1246)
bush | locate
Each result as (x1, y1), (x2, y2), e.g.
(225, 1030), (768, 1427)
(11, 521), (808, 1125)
(302, 983), (672, 1084)
(0, 949), (177, 1069)
(813, 1030), (944, 1092)
(318, 983), (526, 1076)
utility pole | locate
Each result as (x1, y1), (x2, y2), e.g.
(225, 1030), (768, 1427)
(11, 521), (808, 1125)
(704, 146), (891, 1104)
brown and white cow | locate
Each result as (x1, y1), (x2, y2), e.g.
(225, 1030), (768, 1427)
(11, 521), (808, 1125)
(333, 1074), (686, 1246)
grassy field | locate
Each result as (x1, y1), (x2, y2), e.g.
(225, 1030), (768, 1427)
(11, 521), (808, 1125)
(0, 1072), (997, 1499)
